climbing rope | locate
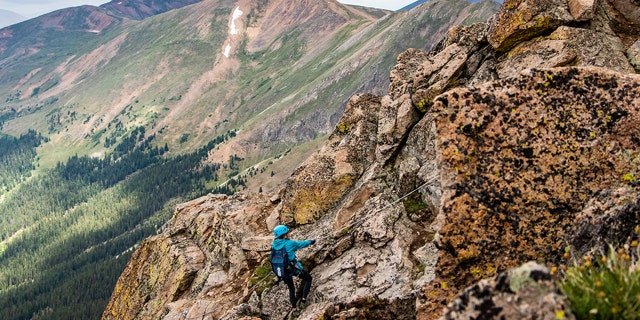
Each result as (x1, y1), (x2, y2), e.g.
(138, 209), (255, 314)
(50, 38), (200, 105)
(316, 179), (433, 241)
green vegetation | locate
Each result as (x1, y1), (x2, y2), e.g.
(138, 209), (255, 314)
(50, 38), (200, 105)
(248, 260), (276, 295)
(562, 241), (640, 319)
(403, 193), (429, 216)
(0, 130), (43, 195)
(0, 128), (236, 320)
(620, 150), (640, 184)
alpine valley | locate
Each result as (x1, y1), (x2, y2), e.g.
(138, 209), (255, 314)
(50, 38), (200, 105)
(0, 0), (500, 319)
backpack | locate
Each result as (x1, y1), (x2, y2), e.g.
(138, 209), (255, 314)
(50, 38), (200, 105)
(270, 247), (295, 279)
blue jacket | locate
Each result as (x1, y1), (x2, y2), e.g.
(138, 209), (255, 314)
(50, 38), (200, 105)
(272, 238), (312, 271)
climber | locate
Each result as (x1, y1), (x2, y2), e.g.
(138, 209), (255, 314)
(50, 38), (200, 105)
(271, 225), (316, 312)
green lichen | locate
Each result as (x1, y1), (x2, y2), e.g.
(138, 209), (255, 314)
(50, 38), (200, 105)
(248, 262), (275, 295)
(509, 263), (547, 293)
(403, 193), (429, 216)
(497, 15), (555, 52)
(623, 173), (635, 182)
(416, 99), (430, 113)
(294, 175), (353, 224)
(336, 122), (351, 134)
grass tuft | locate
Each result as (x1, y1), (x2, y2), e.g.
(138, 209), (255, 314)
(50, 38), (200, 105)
(561, 243), (640, 319)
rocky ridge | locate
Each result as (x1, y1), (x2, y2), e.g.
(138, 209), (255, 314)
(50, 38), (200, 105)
(103, 0), (640, 319)
(100, 0), (203, 20)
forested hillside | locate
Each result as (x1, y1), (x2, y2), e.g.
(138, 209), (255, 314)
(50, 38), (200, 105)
(0, 130), (43, 195)
(0, 129), (242, 319)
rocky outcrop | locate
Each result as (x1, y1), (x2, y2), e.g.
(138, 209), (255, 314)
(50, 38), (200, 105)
(419, 66), (640, 318)
(104, 193), (275, 319)
(104, 0), (640, 319)
(487, 0), (575, 52)
(277, 94), (381, 226)
(442, 262), (575, 319)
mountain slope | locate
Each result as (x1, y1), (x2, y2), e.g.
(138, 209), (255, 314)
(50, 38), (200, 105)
(0, 0), (499, 177)
(0, 0), (500, 319)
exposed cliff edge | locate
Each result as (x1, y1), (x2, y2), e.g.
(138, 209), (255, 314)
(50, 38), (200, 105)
(103, 0), (640, 319)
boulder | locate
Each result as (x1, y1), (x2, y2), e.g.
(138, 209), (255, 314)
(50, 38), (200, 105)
(629, 39), (640, 72)
(411, 44), (470, 112)
(487, 0), (574, 52)
(389, 49), (430, 101)
(568, 0), (595, 20)
(496, 26), (635, 77)
(375, 93), (421, 164)
(241, 236), (273, 252)
(417, 67), (640, 318)
(442, 262), (575, 320)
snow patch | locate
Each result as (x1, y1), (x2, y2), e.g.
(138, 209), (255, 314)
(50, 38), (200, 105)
(222, 6), (243, 58)
(223, 43), (232, 58)
(230, 6), (243, 35)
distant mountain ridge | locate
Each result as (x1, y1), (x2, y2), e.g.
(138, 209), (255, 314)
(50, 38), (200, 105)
(0, 9), (26, 28)
(100, 0), (203, 20)
(0, 0), (203, 33)
(399, 0), (503, 11)
(398, 0), (430, 11)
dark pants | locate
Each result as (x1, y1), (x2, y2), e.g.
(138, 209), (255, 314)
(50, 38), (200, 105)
(283, 269), (312, 308)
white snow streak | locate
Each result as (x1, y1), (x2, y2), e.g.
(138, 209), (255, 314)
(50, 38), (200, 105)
(230, 6), (243, 35)
(223, 44), (232, 58)
(222, 6), (243, 58)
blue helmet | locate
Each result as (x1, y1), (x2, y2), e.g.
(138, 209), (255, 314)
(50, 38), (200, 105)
(273, 225), (289, 238)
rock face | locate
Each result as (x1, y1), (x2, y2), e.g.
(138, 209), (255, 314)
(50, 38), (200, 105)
(442, 262), (575, 320)
(104, 194), (275, 319)
(277, 94), (381, 226)
(421, 67), (640, 317)
(103, 0), (640, 319)
(487, 0), (575, 52)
